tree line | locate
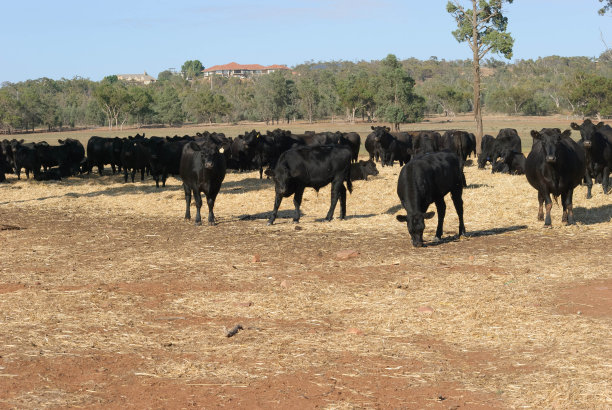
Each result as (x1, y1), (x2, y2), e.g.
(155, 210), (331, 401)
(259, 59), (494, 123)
(0, 52), (610, 134)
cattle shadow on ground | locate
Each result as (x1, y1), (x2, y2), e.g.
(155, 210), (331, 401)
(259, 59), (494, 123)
(465, 183), (492, 189)
(313, 214), (377, 222)
(574, 204), (612, 225)
(384, 204), (403, 215)
(238, 209), (297, 221)
(221, 178), (273, 195)
(424, 225), (528, 247)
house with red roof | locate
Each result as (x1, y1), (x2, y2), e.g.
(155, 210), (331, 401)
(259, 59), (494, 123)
(202, 62), (290, 78)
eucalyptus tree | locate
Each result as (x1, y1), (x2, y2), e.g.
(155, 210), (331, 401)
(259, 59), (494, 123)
(447, 0), (514, 152)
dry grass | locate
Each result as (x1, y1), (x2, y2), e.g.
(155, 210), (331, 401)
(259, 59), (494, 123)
(0, 129), (611, 408)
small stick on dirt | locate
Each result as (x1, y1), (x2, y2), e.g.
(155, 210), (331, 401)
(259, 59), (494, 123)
(226, 324), (243, 338)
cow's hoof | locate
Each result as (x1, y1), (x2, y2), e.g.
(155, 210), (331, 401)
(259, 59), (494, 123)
(266, 221), (274, 226)
(292, 219), (300, 224)
(208, 221), (216, 226)
(432, 236), (441, 243)
(586, 194), (592, 199)
(195, 221), (202, 226)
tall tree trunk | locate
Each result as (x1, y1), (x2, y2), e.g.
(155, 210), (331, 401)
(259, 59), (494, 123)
(472, 0), (483, 154)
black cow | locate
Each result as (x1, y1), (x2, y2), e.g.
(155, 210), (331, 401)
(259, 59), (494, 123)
(412, 131), (441, 155)
(350, 159), (379, 181)
(525, 128), (586, 226)
(365, 129), (381, 162)
(147, 138), (190, 188)
(478, 129), (522, 169)
(87, 136), (123, 175)
(371, 126), (412, 166)
(230, 130), (260, 172)
(266, 145), (353, 225)
(570, 119), (612, 195)
(11, 140), (40, 180)
(492, 149), (526, 175)
(35, 139), (85, 176)
(336, 132), (361, 163)
(179, 140), (227, 226)
(0, 143), (9, 182)
(396, 151), (466, 247)
(478, 135), (495, 168)
(121, 138), (149, 182)
(259, 129), (305, 178)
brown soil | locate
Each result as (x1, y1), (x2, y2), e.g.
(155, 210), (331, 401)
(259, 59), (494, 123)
(0, 159), (610, 408)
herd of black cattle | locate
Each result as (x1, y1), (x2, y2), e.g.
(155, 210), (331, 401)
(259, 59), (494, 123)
(0, 119), (611, 246)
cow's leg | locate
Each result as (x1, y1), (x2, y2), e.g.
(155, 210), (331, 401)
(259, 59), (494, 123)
(537, 191), (545, 221)
(561, 192), (568, 223)
(603, 166), (610, 194)
(193, 190), (203, 226)
(267, 193), (283, 225)
(206, 193), (217, 226)
(434, 199), (446, 241)
(292, 186), (305, 223)
(162, 171), (168, 187)
(140, 167), (145, 182)
(566, 189), (576, 225)
(451, 190), (466, 236)
(183, 184), (191, 220)
(111, 164), (116, 174)
(325, 180), (342, 221)
(584, 169), (593, 199)
(15, 165), (20, 180)
(131, 169), (136, 183)
(339, 184), (347, 219)
(544, 193), (553, 227)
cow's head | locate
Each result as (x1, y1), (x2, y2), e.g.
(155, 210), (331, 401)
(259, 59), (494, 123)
(396, 211), (435, 247)
(359, 160), (379, 178)
(189, 141), (222, 170)
(570, 119), (602, 148)
(531, 128), (571, 164)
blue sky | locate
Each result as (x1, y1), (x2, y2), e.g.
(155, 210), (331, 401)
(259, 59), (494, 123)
(1, 0), (610, 83)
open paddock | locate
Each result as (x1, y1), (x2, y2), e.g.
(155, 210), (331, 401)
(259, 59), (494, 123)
(0, 120), (611, 408)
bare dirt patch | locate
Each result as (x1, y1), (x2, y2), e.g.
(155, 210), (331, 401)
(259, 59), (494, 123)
(556, 279), (612, 318)
(0, 156), (611, 408)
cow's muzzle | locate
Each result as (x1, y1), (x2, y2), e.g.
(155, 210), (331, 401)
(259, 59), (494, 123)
(546, 156), (556, 164)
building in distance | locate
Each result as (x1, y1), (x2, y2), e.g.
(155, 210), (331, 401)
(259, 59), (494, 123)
(202, 62), (290, 78)
(116, 71), (156, 85)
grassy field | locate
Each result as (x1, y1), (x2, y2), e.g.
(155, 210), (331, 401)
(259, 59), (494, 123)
(0, 116), (611, 408)
(7, 113), (591, 153)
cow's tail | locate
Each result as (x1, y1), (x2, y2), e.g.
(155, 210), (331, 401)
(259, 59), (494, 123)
(345, 168), (353, 194)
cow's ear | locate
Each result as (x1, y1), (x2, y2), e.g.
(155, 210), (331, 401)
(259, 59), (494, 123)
(396, 215), (407, 222)
(189, 141), (201, 151)
(58, 139), (64, 144)
(264, 169), (275, 177)
(371, 126), (375, 130)
(20, 139), (24, 143)
(423, 211), (435, 219)
(570, 122), (580, 130)
(530, 130), (541, 140)
(561, 129), (572, 139)
(358, 160), (366, 165)
(385, 127), (390, 132)
(597, 122), (605, 128)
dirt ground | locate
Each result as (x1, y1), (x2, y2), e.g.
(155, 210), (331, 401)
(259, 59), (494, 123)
(0, 147), (611, 408)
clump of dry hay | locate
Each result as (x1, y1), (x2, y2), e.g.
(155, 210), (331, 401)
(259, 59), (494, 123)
(0, 155), (611, 408)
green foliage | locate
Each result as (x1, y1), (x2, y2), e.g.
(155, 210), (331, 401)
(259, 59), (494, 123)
(181, 60), (204, 80)
(184, 88), (232, 123)
(447, 0), (514, 59)
(599, 0), (612, 15)
(153, 87), (184, 126)
(565, 72), (612, 117)
(376, 54), (424, 128)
